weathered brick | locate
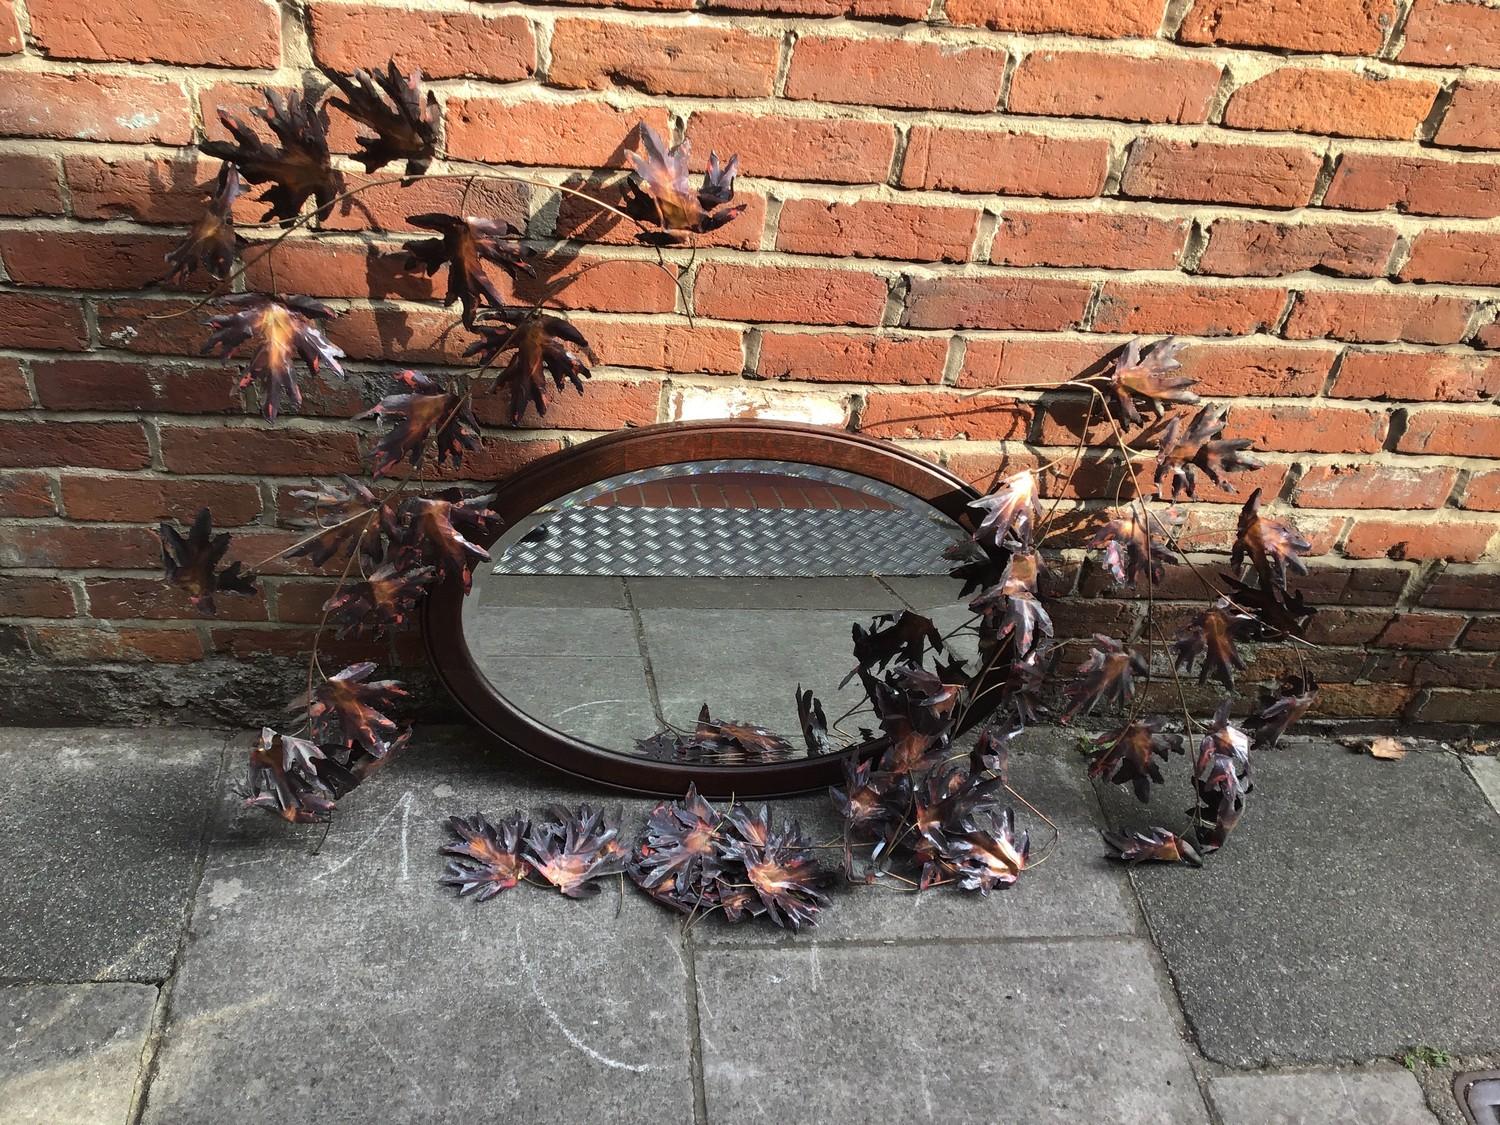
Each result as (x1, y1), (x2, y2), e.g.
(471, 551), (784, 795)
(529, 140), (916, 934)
(1400, 0), (1500, 66)
(0, 472), (58, 519)
(991, 209), (1188, 270)
(61, 475), (263, 525)
(445, 98), (671, 168)
(1419, 566), (1500, 608)
(1415, 689), (1500, 722)
(756, 331), (948, 385)
(1222, 403), (1389, 453)
(1177, 0), (1397, 54)
(775, 199), (979, 263)
(1176, 342), (1337, 396)
(1293, 463), (1457, 509)
(0, 422), (150, 470)
(62, 154), (210, 224)
(28, 0), (279, 67)
(858, 391), (1032, 441)
(684, 111), (896, 185)
(158, 425), (362, 476)
(1, 4), (18, 52)
(32, 360), (241, 414)
(694, 263), (889, 326)
(0, 295), (87, 352)
(786, 36), (1006, 112)
(1344, 517), (1497, 562)
(1461, 617), (1500, 649)
(1463, 469), (1500, 512)
(84, 577), (267, 622)
(956, 337), (1111, 388)
(1330, 350), (1500, 401)
(309, 3), (533, 81)
(0, 154), (65, 217)
(900, 126), (1111, 197)
(0, 231), (195, 292)
(1120, 138), (1322, 208)
(469, 377), (661, 432)
(0, 577), (76, 618)
(321, 173), (531, 234)
(1433, 80), (1500, 148)
(579, 320), (744, 375)
(0, 525), (159, 569)
(30, 625), (204, 664)
(1397, 409), (1500, 457)
(1399, 229), (1500, 286)
(707, 0), (925, 15)
(1008, 51), (1222, 124)
(946, 0), (1164, 36)
(903, 276), (1094, 331)
(1197, 218), (1398, 278)
(1091, 280), (1287, 336)
(0, 72), (192, 144)
(1282, 289), (1476, 345)
(0, 358), (28, 411)
(555, 183), (766, 250)
(1223, 67), (1439, 141)
(1374, 611), (1470, 649)
(548, 19), (779, 97)
(1323, 153), (1500, 219)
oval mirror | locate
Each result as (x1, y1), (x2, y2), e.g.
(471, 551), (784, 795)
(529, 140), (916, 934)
(424, 421), (983, 796)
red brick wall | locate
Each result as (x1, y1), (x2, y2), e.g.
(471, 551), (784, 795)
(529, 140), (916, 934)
(1, 0), (1498, 724)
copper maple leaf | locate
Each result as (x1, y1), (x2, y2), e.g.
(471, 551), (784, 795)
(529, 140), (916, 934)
(719, 806), (829, 930)
(1092, 336), (1197, 428)
(465, 311), (595, 424)
(1192, 735), (1248, 853)
(403, 213), (531, 327)
(289, 661), (407, 758)
(1102, 827), (1202, 866)
(160, 507), (257, 614)
(524, 804), (628, 898)
(622, 123), (746, 245)
(1001, 646), (1053, 726)
(1171, 599), (1256, 690)
(1195, 700), (1251, 776)
(1232, 489), (1311, 591)
(287, 477), (395, 568)
(830, 758), (910, 841)
(629, 785), (725, 911)
(674, 705), (799, 765)
(969, 550), (1054, 657)
(1088, 719), (1184, 802)
(846, 610), (944, 683)
(242, 727), (338, 824)
(1219, 573), (1317, 640)
(322, 559), (435, 637)
(439, 812), (529, 901)
(1153, 405), (1261, 500)
(393, 494), (498, 591)
(200, 89), (341, 225)
(202, 293), (345, 421)
(1089, 507), (1179, 586)
(326, 63), (439, 175)
(933, 806), (1029, 894)
(1246, 673), (1318, 750)
(359, 371), (480, 477)
(796, 686), (835, 756)
(968, 469), (1039, 548)
(165, 165), (245, 283)
(1062, 634), (1147, 721)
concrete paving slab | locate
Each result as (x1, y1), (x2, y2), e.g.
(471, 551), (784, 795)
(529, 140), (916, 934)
(463, 605), (642, 657)
(696, 735), (1139, 944)
(0, 983), (157, 1125)
(693, 938), (1207, 1125)
(1465, 755), (1500, 815)
(1208, 1069), (1439, 1124)
(0, 729), (223, 981)
(1097, 745), (1500, 1066)
(470, 653), (660, 749)
(624, 575), (898, 611)
(141, 736), (695, 1125)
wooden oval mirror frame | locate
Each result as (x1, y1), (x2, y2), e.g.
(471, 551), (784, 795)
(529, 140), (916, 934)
(423, 419), (983, 798)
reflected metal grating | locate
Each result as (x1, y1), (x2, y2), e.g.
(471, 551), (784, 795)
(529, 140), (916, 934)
(1456, 1070), (1500, 1125)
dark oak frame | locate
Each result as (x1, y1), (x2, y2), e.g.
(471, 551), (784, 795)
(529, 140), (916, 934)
(423, 418), (981, 797)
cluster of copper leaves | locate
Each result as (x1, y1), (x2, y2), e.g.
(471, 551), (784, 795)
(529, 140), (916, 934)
(440, 790), (831, 930)
(635, 700), (831, 765)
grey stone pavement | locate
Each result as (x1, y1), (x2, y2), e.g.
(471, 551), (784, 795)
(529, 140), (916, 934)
(3, 726), (1498, 1124)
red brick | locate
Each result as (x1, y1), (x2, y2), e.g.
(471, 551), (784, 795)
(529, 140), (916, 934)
(1463, 470), (1500, 512)
(1197, 218), (1398, 279)
(1419, 566), (1500, 608)
(445, 98), (671, 169)
(207, 626), (384, 662)
(548, 18), (777, 97)
(62, 154), (211, 224)
(0, 295), (88, 353)
(946, 0), (1164, 36)
(707, 0), (925, 16)
(1310, 683), (1418, 719)
(1, 4), (18, 52)
(323, 305), (470, 367)
(0, 72), (192, 145)
(1433, 80), (1500, 148)
(1397, 410), (1500, 457)
(858, 391), (1032, 441)
(1008, 51), (1221, 124)
(555, 182), (766, 251)
(1344, 517), (1496, 562)
(1176, 342), (1336, 396)
(956, 337), (1110, 389)
(0, 231), (196, 292)
(197, 82), (364, 157)
(321, 173), (531, 235)
(0, 525), (159, 569)
(694, 263), (888, 326)
(1222, 403), (1388, 453)
(423, 435), (564, 484)
(92, 297), (212, 358)
(30, 625), (204, 664)
(1375, 611), (1470, 649)
(1330, 350), (1500, 402)
(159, 425), (362, 476)
(0, 576), (76, 618)
(1283, 289), (1476, 345)
(84, 577), (267, 622)
(1462, 617), (1500, 648)
(61, 476), (263, 525)
(786, 36), (1006, 112)
(1091, 281), (1287, 336)
(0, 422), (149, 470)
(579, 320), (744, 374)
(0, 154), (64, 217)
(1223, 68), (1439, 141)
(1323, 153), (1500, 219)
(775, 199), (979, 263)
(1120, 138), (1322, 208)
(471, 377), (661, 431)
(1400, 229), (1500, 286)
(0, 358), (28, 411)
(1400, 0), (1500, 66)
(1293, 463), (1457, 509)
(1303, 607), (1393, 645)
(903, 276), (1094, 331)
(32, 360), (241, 414)
(29, 0), (280, 66)
(0, 472), (58, 519)
(1177, 0), (1397, 54)
(990, 209), (1188, 270)
(684, 111), (896, 185)
(310, 4), (532, 80)
(756, 331), (948, 385)
(901, 126), (1110, 197)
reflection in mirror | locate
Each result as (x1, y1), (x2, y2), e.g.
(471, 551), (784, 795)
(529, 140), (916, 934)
(462, 459), (974, 764)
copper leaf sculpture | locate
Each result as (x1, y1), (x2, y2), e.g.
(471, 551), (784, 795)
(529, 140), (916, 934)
(326, 63), (439, 176)
(403, 213), (531, 328)
(165, 165), (245, 283)
(160, 507), (257, 614)
(200, 89), (340, 226)
(1171, 600), (1256, 690)
(1103, 827), (1203, 866)
(290, 661), (407, 758)
(359, 370), (480, 477)
(439, 812), (529, 901)
(1153, 405), (1261, 500)
(466, 311), (596, 425)
(1232, 489), (1311, 591)
(202, 294), (346, 422)
(623, 123), (746, 244)
(1095, 336), (1197, 428)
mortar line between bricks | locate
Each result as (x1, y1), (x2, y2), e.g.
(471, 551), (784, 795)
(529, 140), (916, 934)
(126, 730), (233, 1125)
